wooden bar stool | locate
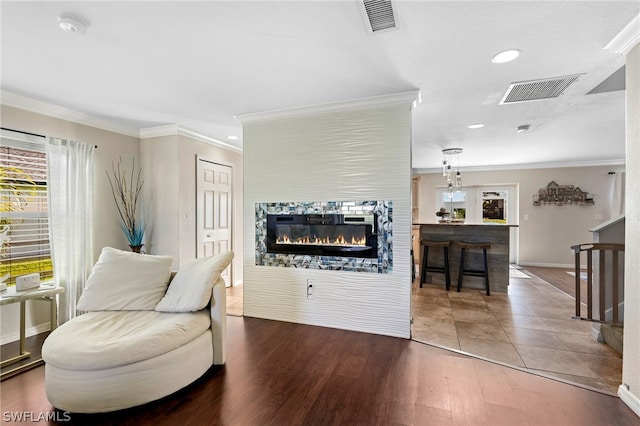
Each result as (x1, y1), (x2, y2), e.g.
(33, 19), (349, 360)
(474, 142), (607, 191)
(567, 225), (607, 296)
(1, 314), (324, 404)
(457, 241), (491, 295)
(420, 240), (451, 291)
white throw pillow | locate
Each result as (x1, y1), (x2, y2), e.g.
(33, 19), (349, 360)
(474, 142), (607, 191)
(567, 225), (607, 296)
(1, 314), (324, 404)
(77, 247), (173, 311)
(155, 251), (234, 312)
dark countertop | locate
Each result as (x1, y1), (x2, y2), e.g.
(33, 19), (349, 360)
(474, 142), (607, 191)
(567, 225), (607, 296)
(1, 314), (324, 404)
(414, 223), (519, 227)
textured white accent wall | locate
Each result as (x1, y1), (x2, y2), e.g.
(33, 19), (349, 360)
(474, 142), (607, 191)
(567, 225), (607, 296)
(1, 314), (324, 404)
(242, 101), (413, 338)
(621, 43), (640, 414)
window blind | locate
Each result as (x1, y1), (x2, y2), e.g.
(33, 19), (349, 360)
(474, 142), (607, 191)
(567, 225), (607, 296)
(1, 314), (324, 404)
(0, 128), (52, 286)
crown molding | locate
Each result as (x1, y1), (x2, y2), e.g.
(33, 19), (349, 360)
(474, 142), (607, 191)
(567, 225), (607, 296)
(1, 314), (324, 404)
(235, 90), (419, 124)
(139, 124), (242, 153)
(0, 92), (241, 153)
(413, 158), (626, 174)
(138, 124), (180, 139)
(1, 91), (140, 138)
(605, 13), (640, 55)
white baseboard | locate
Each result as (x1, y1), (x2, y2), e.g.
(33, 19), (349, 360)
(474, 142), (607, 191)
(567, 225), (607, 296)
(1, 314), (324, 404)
(619, 385), (640, 417)
(234, 279), (243, 286)
(0, 322), (51, 345)
(517, 262), (574, 268)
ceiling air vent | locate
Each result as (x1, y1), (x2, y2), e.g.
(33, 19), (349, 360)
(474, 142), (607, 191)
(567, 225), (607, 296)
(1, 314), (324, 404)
(499, 74), (583, 104)
(361, 0), (396, 33)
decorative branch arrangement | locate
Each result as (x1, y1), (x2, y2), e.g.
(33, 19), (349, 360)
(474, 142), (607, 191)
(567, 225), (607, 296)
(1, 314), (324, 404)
(107, 158), (145, 250)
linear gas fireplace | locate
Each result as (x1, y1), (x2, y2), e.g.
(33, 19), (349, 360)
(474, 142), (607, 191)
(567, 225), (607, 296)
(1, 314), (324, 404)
(266, 213), (378, 258)
(255, 200), (392, 273)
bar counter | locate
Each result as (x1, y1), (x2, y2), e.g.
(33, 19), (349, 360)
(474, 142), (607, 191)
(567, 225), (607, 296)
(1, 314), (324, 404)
(415, 223), (517, 293)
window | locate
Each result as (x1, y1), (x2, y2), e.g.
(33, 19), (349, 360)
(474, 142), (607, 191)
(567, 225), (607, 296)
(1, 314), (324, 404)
(481, 191), (508, 224)
(0, 128), (52, 286)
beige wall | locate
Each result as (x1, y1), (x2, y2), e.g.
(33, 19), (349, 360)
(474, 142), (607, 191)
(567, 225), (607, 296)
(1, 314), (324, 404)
(140, 135), (181, 260)
(178, 134), (243, 284)
(0, 105), (139, 342)
(415, 165), (625, 267)
(140, 134), (244, 283)
(2, 106), (245, 342)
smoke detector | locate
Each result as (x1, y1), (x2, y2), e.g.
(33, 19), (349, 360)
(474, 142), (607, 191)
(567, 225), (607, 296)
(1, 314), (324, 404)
(58, 15), (88, 35)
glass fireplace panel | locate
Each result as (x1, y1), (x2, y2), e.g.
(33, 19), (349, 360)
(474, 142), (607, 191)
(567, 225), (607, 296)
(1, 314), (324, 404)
(266, 213), (378, 258)
(276, 224), (368, 247)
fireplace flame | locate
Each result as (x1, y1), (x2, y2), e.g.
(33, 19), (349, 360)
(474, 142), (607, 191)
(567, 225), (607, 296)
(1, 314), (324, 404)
(277, 234), (367, 247)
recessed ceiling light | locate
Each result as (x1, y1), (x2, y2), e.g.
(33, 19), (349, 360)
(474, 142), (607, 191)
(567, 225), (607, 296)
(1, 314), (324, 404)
(227, 135), (239, 140)
(492, 49), (520, 64)
(517, 124), (530, 133)
(58, 15), (88, 35)
(468, 123), (485, 129)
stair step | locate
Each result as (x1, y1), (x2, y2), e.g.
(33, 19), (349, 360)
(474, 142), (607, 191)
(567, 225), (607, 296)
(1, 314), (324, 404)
(601, 324), (623, 354)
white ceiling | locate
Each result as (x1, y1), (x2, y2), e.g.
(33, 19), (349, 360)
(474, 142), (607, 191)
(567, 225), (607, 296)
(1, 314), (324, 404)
(1, 1), (638, 171)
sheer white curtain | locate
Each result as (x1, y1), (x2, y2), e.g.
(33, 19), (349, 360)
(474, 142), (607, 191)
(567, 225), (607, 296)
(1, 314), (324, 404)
(47, 138), (95, 323)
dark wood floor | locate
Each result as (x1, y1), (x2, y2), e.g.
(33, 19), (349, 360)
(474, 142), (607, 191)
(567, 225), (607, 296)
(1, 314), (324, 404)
(523, 265), (587, 303)
(1, 316), (638, 425)
(1, 332), (49, 379)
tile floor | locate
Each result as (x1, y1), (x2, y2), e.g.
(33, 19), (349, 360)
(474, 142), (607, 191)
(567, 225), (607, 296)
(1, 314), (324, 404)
(412, 267), (623, 395)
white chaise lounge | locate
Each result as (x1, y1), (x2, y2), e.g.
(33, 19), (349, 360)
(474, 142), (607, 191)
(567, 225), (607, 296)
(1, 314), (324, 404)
(42, 247), (233, 413)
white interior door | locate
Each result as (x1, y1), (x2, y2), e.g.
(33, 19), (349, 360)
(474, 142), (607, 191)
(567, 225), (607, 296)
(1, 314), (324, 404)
(197, 158), (232, 286)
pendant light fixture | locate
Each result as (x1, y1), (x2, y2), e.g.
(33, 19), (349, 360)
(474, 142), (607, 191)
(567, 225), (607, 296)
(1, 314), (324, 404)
(442, 148), (463, 194)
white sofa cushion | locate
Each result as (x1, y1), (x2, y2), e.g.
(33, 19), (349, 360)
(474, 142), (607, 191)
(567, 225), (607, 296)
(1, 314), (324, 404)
(42, 310), (211, 370)
(76, 247), (173, 311)
(155, 251), (234, 312)
(44, 331), (214, 414)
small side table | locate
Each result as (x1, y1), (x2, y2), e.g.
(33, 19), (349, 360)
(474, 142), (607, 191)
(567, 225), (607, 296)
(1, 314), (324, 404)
(0, 285), (64, 380)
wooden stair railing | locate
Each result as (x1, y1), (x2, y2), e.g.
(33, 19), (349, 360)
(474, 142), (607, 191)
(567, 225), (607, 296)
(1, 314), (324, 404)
(570, 243), (625, 325)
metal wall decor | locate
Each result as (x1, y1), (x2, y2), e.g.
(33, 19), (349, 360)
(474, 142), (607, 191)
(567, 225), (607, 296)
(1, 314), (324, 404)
(533, 180), (594, 206)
